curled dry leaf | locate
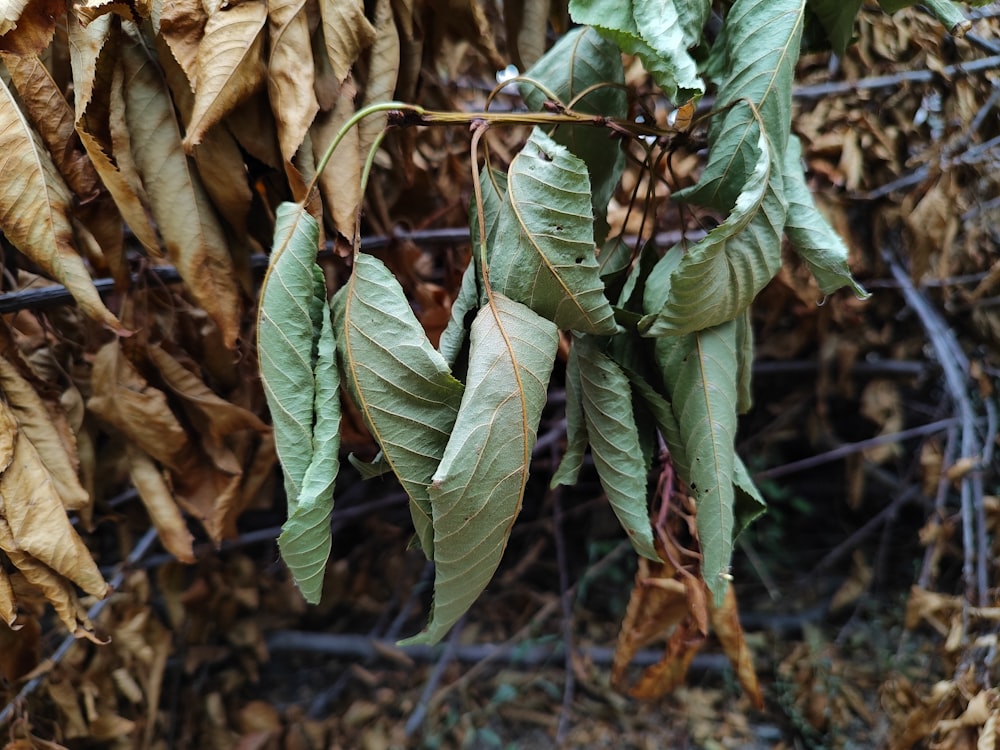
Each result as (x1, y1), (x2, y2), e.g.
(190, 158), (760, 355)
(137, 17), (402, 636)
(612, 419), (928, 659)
(125, 444), (196, 563)
(709, 582), (764, 710)
(0, 356), (89, 511)
(0, 401), (108, 600)
(267, 0), (319, 163)
(358, 0), (399, 162)
(183, 0), (267, 152)
(318, 0), (376, 83)
(0, 0), (62, 54)
(0, 567), (16, 627)
(119, 25), (242, 347)
(0, 74), (125, 333)
(158, 0), (207, 83)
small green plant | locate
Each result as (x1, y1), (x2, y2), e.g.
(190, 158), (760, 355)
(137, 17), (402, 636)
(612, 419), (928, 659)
(257, 0), (965, 644)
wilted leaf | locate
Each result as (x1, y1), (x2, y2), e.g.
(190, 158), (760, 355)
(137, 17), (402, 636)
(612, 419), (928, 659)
(806, 0), (863, 54)
(318, 0), (376, 83)
(278, 301), (340, 603)
(0, 74), (124, 332)
(311, 86), (362, 239)
(257, 202), (324, 506)
(489, 128), (616, 334)
(0, 402), (107, 600)
(267, 0), (319, 163)
(568, 0), (706, 102)
(157, 0), (206, 82)
(783, 135), (868, 298)
(521, 26), (627, 244)
(183, 0), (267, 151)
(550, 338), (587, 487)
(575, 335), (656, 558)
(126, 444), (196, 563)
(630, 617), (705, 699)
(120, 24), (242, 347)
(0, 0), (62, 54)
(332, 253), (464, 556)
(437, 260), (479, 368)
(504, 0), (549, 70)
(640, 130), (786, 336)
(655, 321), (740, 605)
(403, 295), (558, 645)
(0, 356), (89, 511)
(0, 567), (16, 627)
(358, 0), (399, 162)
(709, 582), (763, 709)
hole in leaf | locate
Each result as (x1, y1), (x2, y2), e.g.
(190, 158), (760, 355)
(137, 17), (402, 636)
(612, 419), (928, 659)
(574, 257), (584, 264)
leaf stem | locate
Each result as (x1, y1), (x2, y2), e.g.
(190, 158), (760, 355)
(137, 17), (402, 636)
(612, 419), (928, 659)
(354, 129), (390, 254)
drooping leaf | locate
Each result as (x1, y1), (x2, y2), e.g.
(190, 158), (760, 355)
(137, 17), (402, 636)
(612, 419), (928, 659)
(157, 0), (206, 83)
(520, 26), (627, 243)
(0, 402), (108, 600)
(120, 24), (242, 347)
(0, 73), (124, 332)
(877, 0), (969, 35)
(332, 253), (464, 557)
(489, 128), (616, 334)
(0, 356), (89, 511)
(734, 309), (753, 415)
(679, 0), (803, 211)
(805, 0), (862, 54)
(437, 260), (479, 368)
(278, 300), (340, 603)
(358, 0), (399, 162)
(640, 129), (786, 336)
(126, 444), (196, 563)
(267, 0), (319, 164)
(504, 0), (550, 70)
(551, 338), (587, 488)
(732, 454), (766, 535)
(404, 294), (558, 645)
(182, 0), (266, 151)
(576, 336), (657, 558)
(783, 135), (869, 298)
(0, 0), (61, 55)
(567, 0), (706, 102)
(257, 202), (325, 506)
(318, 0), (376, 83)
(311, 90), (362, 239)
(655, 321), (740, 605)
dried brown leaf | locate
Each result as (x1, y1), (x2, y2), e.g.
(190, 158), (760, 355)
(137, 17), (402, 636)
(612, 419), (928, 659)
(0, 567), (16, 627)
(119, 24), (242, 347)
(126, 444), (196, 563)
(0, 356), (89, 511)
(318, 0), (375, 83)
(359, 0), (399, 160)
(0, 74), (124, 332)
(158, 0), (206, 83)
(0, 402), (107, 599)
(630, 618), (705, 700)
(312, 86), (362, 238)
(708, 583), (764, 710)
(74, 0), (150, 25)
(268, 0), (319, 163)
(183, 0), (267, 151)
(0, 0), (62, 54)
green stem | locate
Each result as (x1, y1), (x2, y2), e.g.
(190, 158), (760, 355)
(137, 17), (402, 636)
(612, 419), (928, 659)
(354, 129), (390, 254)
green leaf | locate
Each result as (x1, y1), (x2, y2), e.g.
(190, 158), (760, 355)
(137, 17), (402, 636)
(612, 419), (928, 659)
(783, 136), (869, 299)
(551, 340), (588, 488)
(680, 0), (804, 211)
(576, 336), (657, 559)
(640, 129), (786, 336)
(257, 202), (324, 506)
(655, 321), (740, 605)
(733, 454), (766, 535)
(521, 26), (628, 243)
(438, 260), (479, 368)
(489, 128), (616, 335)
(277, 302), (340, 604)
(403, 294), (558, 645)
(568, 0), (706, 102)
(805, 0), (862, 54)
(332, 253), (465, 557)
(735, 309), (753, 415)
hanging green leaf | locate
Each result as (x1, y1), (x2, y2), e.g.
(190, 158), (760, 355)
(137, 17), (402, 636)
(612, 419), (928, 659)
(489, 128), (616, 335)
(551, 336), (588, 488)
(403, 294), (558, 645)
(332, 253), (465, 557)
(735, 309), (754, 415)
(438, 261), (479, 368)
(805, 0), (862, 54)
(679, 0), (803, 211)
(576, 336), (657, 559)
(277, 302), (340, 603)
(640, 129), (786, 337)
(567, 0), (706, 102)
(655, 320), (740, 605)
(257, 202), (325, 506)
(783, 135), (869, 299)
(520, 26), (627, 243)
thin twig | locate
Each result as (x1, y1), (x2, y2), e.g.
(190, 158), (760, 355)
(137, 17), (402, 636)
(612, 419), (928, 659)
(885, 250), (987, 612)
(0, 526), (160, 729)
(404, 615), (466, 738)
(551, 483), (575, 746)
